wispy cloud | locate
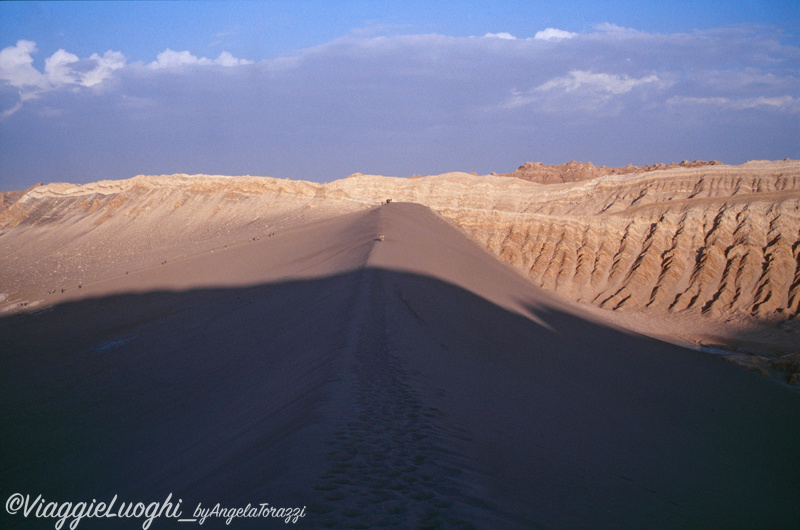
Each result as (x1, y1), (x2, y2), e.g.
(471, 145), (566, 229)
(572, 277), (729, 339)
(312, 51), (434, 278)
(503, 70), (665, 112)
(592, 23), (642, 34)
(208, 30), (237, 49)
(0, 24), (798, 187)
(667, 95), (799, 112)
(538, 70), (662, 95)
(0, 100), (22, 119)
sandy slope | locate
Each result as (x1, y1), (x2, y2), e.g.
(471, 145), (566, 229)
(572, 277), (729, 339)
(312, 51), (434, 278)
(2, 202), (799, 528)
(3, 161), (799, 380)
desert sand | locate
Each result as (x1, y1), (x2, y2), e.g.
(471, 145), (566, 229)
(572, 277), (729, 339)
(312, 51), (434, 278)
(1, 161), (799, 528)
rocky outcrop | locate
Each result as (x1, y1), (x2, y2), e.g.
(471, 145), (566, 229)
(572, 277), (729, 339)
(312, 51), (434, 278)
(451, 161), (800, 322)
(0, 183), (41, 213)
(501, 160), (721, 184)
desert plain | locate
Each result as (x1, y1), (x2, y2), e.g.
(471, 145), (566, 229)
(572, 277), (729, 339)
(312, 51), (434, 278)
(1, 160), (799, 528)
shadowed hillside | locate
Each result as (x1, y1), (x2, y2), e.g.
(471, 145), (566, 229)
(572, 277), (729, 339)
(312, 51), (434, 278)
(2, 203), (799, 528)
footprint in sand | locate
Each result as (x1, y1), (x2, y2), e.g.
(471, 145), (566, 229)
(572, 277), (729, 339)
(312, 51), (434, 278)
(303, 276), (479, 529)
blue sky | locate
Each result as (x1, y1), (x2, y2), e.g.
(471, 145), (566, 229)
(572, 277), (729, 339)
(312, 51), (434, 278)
(1, 1), (798, 190)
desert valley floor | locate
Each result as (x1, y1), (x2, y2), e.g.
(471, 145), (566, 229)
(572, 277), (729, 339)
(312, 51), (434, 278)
(1, 161), (799, 528)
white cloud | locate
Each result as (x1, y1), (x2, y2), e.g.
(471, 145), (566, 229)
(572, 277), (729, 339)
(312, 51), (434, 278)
(0, 40), (45, 88)
(0, 41), (253, 117)
(484, 32), (516, 40)
(149, 49), (201, 68)
(214, 51), (249, 67)
(0, 40), (127, 117)
(40, 48), (125, 88)
(534, 28), (577, 41)
(82, 51), (126, 87)
(1, 41), (126, 91)
(148, 49), (253, 69)
(44, 49), (81, 85)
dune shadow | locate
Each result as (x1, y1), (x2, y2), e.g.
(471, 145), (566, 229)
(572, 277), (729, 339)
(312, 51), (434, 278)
(1, 269), (799, 528)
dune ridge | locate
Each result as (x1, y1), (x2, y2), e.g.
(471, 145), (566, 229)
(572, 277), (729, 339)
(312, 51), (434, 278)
(2, 160), (799, 373)
(327, 161), (800, 322)
(2, 202), (799, 528)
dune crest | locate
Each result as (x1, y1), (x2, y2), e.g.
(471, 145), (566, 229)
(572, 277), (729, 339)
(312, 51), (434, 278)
(2, 160), (799, 369)
(3, 201), (799, 528)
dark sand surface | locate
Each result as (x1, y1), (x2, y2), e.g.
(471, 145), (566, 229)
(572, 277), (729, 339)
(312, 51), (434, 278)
(2, 203), (799, 528)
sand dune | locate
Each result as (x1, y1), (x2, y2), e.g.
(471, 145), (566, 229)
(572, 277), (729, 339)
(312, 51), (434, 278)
(2, 160), (799, 373)
(2, 195), (800, 527)
(327, 161), (800, 328)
